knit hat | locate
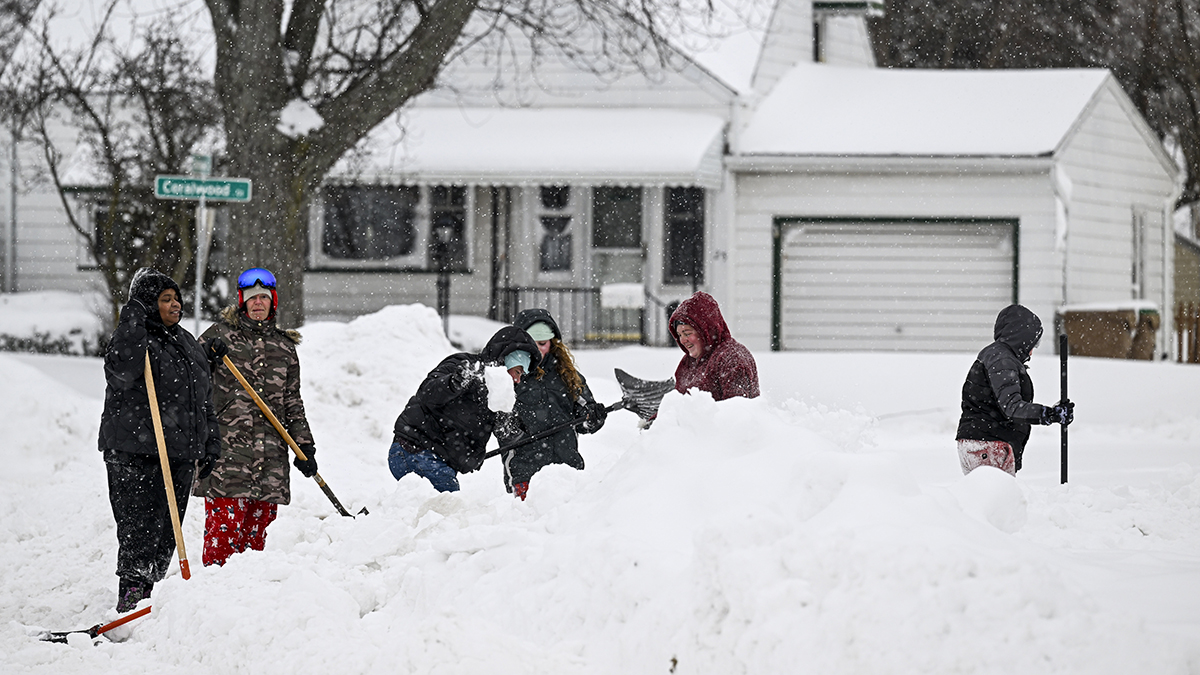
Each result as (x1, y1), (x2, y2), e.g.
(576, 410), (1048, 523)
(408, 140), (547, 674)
(525, 321), (555, 342)
(241, 283), (272, 301)
(504, 350), (531, 373)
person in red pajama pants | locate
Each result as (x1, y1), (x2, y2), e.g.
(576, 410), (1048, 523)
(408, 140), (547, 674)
(193, 268), (319, 566)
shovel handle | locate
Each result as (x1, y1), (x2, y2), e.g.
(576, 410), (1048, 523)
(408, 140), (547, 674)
(221, 355), (356, 518)
(144, 352), (190, 579)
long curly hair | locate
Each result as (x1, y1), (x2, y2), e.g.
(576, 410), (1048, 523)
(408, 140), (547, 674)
(534, 338), (583, 400)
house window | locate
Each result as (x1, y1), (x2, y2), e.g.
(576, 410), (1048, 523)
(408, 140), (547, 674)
(318, 184), (469, 270)
(322, 185), (418, 260)
(429, 186), (468, 271)
(592, 187), (642, 248)
(664, 187), (705, 285)
(538, 185), (572, 272)
(1132, 210), (1147, 299)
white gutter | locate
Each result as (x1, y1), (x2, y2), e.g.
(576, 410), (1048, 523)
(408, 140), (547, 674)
(725, 154), (1057, 175)
(5, 115), (15, 293)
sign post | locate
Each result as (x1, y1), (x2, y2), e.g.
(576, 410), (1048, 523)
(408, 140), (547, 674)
(154, 171), (252, 335)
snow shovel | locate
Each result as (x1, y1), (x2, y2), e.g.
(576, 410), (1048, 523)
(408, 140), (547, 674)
(483, 368), (675, 460)
(221, 356), (365, 518)
(144, 352), (191, 580)
(39, 606), (152, 644)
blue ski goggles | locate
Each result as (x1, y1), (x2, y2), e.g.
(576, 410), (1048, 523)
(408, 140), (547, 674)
(237, 268), (277, 290)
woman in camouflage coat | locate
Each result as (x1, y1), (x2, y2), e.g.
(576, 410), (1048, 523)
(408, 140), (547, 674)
(194, 268), (317, 566)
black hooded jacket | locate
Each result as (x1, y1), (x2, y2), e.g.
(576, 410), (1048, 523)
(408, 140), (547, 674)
(956, 304), (1049, 461)
(393, 326), (539, 473)
(98, 269), (221, 463)
(506, 309), (601, 484)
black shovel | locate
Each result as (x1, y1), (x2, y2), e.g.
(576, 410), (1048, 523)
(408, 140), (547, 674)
(485, 368), (675, 459)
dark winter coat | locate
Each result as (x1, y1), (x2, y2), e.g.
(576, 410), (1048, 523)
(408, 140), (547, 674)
(956, 304), (1049, 467)
(99, 273), (220, 464)
(193, 306), (314, 505)
(393, 326), (539, 474)
(668, 292), (760, 401)
(506, 308), (601, 484)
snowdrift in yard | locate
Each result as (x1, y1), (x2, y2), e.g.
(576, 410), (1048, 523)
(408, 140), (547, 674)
(1, 304), (1197, 674)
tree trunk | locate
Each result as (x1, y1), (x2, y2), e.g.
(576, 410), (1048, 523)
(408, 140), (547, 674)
(224, 145), (312, 330)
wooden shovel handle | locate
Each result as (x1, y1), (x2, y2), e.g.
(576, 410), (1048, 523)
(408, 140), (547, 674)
(220, 355), (308, 460)
(144, 351), (190, 580)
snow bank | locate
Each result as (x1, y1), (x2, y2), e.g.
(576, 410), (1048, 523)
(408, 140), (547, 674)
(0, 291), (107, 355)
(2, 305), (1198, 674)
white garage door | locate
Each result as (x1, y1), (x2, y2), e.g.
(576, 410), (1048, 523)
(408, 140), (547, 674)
(778, 220), (1016, 351)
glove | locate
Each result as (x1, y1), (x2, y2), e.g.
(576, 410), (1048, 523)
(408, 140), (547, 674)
(293, 444), (318, 477)
(577, 401), (608, 434)
(123, 297), (154, 322)
(197, 454), (218, 480)
(451, 362), (482, 392)
(1040, 400), (1074, 426)
(205, 337), (228, 366)
(493, 412), (528, 447)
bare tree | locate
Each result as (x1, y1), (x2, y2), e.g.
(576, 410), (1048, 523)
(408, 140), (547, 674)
(204, 0), (726, 327)
(17, 12), (221, 322)
(0, 0), (40, 74)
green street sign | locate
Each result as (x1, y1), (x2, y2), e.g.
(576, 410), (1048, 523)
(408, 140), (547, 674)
(154, 175), (252, 202)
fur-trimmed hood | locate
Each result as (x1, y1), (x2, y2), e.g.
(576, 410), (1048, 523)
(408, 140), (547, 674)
(219, 305), (301, 344)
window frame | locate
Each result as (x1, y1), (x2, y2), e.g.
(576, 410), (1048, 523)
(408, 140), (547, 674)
(310, 183), (474, 272)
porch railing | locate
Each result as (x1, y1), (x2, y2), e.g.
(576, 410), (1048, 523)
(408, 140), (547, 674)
(1176, 301), (1200, 363)
(499, 287), (676, 347)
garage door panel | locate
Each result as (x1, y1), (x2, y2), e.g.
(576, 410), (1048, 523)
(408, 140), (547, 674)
(779, 220), (1015, 352)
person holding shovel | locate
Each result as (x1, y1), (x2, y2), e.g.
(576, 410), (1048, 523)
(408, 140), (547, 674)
(99, 268), (221, 611)
(668, 292), (760, 401)
(500, 309), (607, 500)
(194, 267), (319, 567)
(389, 326), (539, 493)
(956, 304), (1074, 475)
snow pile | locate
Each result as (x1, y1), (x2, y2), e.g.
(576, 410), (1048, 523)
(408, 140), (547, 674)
(0, 291), (107, 355)
(1, 304), (1198, 674)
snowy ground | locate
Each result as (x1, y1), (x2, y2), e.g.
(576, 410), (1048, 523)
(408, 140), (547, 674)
(1, 303), (1198, 674)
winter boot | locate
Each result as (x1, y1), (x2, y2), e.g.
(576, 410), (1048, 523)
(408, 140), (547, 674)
(513, 481), (529, 501)
(116, 577), (153, 613)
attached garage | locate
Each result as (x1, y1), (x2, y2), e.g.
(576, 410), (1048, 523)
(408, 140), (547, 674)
(772, 218), (1016, 351)
(725, 65), (1180, 354)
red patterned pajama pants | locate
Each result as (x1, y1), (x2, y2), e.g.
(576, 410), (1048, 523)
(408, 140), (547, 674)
(203, 497), (279, 567)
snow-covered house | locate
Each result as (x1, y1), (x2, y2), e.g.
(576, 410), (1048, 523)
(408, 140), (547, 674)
(2, 0), (1183, 354)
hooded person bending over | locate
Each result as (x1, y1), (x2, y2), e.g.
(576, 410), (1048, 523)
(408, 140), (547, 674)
(388, 326), (539, 492)
(668, 292), (760, 401)
(956, 304), (1074, 475)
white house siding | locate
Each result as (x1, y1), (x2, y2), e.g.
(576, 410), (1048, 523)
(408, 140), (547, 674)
(817, 15), (877, 67)
(1055, 80), (1178, 354)
(421, 29), (736, 115)
(729, 164), (1060, 352)
(752, 0), (815, 94)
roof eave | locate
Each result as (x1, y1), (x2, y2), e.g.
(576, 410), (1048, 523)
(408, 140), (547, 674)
(725, 153), (1056, 174)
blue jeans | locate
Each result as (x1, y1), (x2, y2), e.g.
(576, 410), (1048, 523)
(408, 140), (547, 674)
(388, 442), (460, 492)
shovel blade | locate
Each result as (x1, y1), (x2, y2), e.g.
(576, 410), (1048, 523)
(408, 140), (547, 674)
(614, 368), (675, 421)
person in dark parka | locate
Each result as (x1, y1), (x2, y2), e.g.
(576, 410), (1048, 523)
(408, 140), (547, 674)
(388, 326), (539, 492)
(668, 292), (760, 401)
(99, 268), (221, 611)
(956, 304), (1074, 475)
(502, 309), (608, 500)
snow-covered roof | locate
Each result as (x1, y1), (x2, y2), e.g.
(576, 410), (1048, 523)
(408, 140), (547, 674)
(664, 0), (772, 94)
(738, 65), (1110, 156)
(329, 107), (727, 188)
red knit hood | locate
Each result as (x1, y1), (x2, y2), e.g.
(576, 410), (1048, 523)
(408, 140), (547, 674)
(668, 292), (731, 358)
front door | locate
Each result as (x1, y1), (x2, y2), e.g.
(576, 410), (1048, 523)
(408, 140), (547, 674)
(589, 186), (644, 340)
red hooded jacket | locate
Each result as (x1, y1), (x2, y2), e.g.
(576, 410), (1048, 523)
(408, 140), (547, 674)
(668, 292), (760, 401)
